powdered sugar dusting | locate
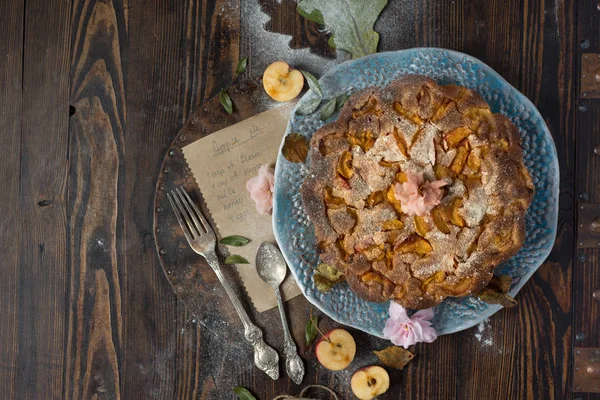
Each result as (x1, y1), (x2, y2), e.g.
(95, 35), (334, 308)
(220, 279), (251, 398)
(241, 0), (348, 77)
(474, 318), (494, 347)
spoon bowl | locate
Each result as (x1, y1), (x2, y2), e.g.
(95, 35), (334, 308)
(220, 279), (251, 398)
(256, 242), (287, 287)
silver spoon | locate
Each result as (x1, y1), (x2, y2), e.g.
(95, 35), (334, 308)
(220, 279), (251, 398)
(256, 242), (305, 385)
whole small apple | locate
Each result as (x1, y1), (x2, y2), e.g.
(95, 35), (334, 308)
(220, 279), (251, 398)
(262, 61), (304, 102)
(315, 328), (356, 371)
(351, 366), (390, 400)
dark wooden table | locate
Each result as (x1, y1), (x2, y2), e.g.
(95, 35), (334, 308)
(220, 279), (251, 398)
(1, 0), (599, 399)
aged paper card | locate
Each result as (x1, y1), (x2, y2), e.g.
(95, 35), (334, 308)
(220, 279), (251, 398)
(182, 104), (300, 312)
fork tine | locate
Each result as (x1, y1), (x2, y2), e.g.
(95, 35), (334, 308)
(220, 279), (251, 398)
(167, 192), (195, 243)
(171, 189), (201, 237)
(175, 187), (206, 234)
(178, 187), (211, 233)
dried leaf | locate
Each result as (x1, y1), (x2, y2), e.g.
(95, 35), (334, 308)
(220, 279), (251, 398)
(220, 235), (251, 247)
(502, 293), (517, 307)
(282, 133), (309, 163)
(224, 254), (249, 265)
(475, 275), (516, 307)
(319, 97), (337, 121)
(236, 57), (248, 75)
(220, 89), (233, 115)
(476, 288), (517, 308)
(489, 275), (512, 294)
(313, 263), (345, 293)
(296, 70), (323, 115)
(316, 263), (344, 281)
(305, 315), (319, 347)
(233, 387), (256, 400)
(297, 0), (387, 58)
(374, 346), (415, 370)
(313, 274), (337, 293)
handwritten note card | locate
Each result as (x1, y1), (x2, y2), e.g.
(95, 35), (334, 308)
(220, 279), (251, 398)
(182, 104), (300, 312)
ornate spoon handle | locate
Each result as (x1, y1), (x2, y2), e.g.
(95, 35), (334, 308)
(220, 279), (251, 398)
(275, 287), (305, 384)
(206, 252), (279, 380)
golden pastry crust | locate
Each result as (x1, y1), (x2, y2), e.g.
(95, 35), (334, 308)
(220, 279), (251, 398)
(301, 75), (534, 309)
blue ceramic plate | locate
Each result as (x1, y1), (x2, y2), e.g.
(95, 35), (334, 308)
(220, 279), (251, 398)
(272, 48), (559, 337)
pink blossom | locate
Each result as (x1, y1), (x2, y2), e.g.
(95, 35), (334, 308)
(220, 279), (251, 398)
(246, 164), (275, 215)
(393, 172), (447, 216)
(382, 301), (437, 348)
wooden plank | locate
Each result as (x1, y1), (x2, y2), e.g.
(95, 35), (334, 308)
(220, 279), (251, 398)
(64, 0), (128, 398)
(119, 0), (240, 398)
(15, 0), (71, 398)
(0, 1), (24, 398)
(575, 3), (600, 398)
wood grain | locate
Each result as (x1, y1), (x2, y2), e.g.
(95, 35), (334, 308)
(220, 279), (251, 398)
(14, 0), (71, 398)
(0, 1), (24, 398)
(65, 0), (127, 398)
(120, 0), (241, 397)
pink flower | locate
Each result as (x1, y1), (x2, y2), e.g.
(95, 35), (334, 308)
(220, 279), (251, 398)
(393, 172), (447, 216)
(246, 164), (275, 215)
(382, 301), (437, 348)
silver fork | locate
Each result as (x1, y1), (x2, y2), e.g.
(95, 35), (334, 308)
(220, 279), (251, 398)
(167, 187), (279, 380)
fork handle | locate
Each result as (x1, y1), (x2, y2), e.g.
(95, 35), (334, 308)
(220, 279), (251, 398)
(205, 252), (280, 380)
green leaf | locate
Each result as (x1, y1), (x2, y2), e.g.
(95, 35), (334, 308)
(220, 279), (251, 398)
(319, 97), (337, 121)
(220, 235), (251, 247)
(300, 70), (322, 97)
(335, 92), (350, 110)
(236, 57), (248, 75)
(281, 133), (309, 163)
(305, 315), (319, 347)
(224, 254), (249, 265)
(220, 89), (233, 115)
(297, 0), (388, 59)
(296, 4), (324, 25)
(233, 387), (256, 400)
(296, 96), (322, 116)
(296, 70), (323, 115)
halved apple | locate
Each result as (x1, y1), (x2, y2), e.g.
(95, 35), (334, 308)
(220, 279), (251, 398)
(351, 366), (390, 400)
(262, 61), (304, 102)
(315, 329), (356, 371)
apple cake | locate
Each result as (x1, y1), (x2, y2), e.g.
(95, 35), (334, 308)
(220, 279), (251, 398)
(301, 75), (534, 309)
